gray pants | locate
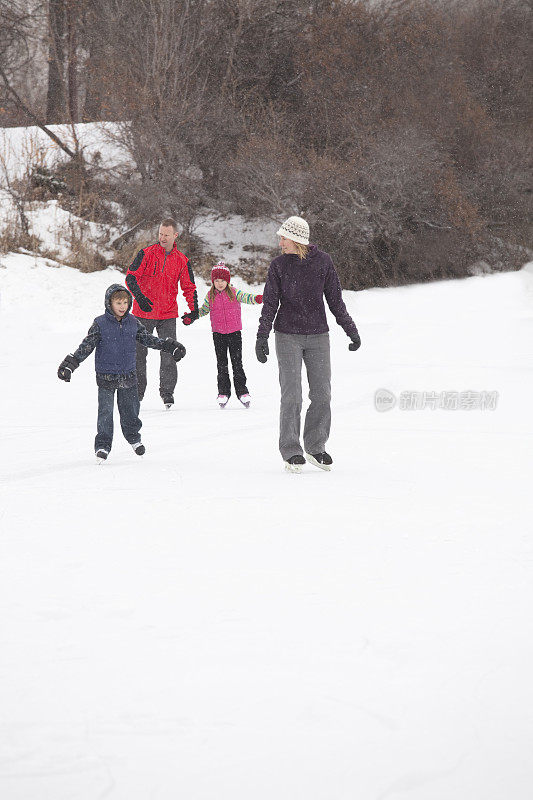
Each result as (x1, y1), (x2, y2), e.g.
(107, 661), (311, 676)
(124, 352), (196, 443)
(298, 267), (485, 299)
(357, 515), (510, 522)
(275, 332), (331, 460)
(134, 317), (177, 400)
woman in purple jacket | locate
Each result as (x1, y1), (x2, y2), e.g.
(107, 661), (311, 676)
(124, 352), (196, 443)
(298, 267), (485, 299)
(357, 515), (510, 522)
(256, 216), (361, 473)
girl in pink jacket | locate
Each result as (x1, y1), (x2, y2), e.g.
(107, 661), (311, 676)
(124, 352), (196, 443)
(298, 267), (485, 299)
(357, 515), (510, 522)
(184, 262), (262, 407)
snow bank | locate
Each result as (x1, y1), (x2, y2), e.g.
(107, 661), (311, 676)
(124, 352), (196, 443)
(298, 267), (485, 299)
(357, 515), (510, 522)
(0, 189), (122, 262)
(193, 211), (278, 267)
(0, 121), (131, 182)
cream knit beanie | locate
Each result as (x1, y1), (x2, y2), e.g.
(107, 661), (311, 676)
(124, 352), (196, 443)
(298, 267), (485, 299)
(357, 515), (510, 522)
(276, 216), (310, 245)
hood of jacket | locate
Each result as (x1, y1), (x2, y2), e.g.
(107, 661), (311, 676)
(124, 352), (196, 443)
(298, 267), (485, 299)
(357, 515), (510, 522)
(104, 284), (133, 316)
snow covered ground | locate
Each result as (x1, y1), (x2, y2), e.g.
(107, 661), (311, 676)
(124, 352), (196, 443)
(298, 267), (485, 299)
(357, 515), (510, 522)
(0, 253), (532, 799)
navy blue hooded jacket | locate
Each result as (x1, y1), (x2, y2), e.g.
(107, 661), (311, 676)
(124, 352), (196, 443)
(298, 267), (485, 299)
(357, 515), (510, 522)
(71, 284), (173, 388)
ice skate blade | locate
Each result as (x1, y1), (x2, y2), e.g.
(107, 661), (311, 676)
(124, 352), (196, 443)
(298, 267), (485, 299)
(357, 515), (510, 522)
(164, 403), (173, 411)
(305, 453), (332, 471)
(284, 462), (303, 474)
(96, 457), (107, 465)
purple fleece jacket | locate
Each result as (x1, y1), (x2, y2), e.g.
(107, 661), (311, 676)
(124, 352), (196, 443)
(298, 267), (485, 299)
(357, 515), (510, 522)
(257, 245), (359, 338)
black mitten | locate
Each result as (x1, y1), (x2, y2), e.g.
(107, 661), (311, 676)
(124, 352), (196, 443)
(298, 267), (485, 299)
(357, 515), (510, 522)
(182, 310), (199, 326)
(136, 293), (153, 313)
(163, 338), (186, 362)
(255, 336), (269, 363)
(58, 354), (80, 382)
(348, 332), (361, 352)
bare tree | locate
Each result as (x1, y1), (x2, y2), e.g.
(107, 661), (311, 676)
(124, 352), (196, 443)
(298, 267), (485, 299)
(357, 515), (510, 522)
(0, 0), (81, 157)
(45, 0), (82, 123)
(2, 0), (530, 285)
(45, 0), (65, 122)
(86, 0), (215, 229)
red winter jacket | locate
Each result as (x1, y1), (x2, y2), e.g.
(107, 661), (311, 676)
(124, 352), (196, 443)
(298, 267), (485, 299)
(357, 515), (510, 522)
(126, 242), (198, 320)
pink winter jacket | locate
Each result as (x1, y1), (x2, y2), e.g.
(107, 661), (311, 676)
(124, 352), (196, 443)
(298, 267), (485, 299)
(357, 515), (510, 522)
(198, 287), (260, 334)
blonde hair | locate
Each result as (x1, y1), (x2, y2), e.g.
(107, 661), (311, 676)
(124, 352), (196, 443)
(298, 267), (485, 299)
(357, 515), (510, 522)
(293, 242), (309, 260)
(208, 283), (236, 303)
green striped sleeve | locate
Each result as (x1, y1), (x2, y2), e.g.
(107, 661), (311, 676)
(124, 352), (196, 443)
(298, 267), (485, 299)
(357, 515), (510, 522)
(198, 293), (211, 318)
(235, 289), (258, 305)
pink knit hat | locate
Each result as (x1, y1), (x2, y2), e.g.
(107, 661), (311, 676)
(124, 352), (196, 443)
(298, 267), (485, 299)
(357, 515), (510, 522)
(211, 261), (231, 283)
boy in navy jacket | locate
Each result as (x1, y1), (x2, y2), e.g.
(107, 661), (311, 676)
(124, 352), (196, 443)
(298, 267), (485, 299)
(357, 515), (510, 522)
(57, 284), (186, 462)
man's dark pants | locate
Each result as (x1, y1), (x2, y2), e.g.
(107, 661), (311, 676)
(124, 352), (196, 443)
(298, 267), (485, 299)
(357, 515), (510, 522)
(95, 385), (142, 453)
(213, 331), (248, 397)
(134, 317), (177, 400)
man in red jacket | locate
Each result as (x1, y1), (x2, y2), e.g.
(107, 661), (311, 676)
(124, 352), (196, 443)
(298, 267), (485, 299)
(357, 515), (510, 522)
(126, 218), (198, 408)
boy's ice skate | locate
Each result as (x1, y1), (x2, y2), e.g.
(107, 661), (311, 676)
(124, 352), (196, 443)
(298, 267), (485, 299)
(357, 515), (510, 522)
(284, 454), (305, 473)
(162, 395), (174, 411)
(218, 394), (229, 408)
(238, 393), (251, 408)
(96, 449), (109, 464)
(305, 452), (333, 471)
(132, 442), (146, 456)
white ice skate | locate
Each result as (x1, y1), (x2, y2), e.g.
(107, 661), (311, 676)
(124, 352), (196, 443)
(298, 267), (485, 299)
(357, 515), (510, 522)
(284, 455), (305, 473)
(305, 452), (333, 471)
(96, 449), (109, 464)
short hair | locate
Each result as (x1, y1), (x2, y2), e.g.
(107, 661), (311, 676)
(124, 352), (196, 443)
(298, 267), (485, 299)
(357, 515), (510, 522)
(160, 217), (178, 231)
(110, 289), (130, 301)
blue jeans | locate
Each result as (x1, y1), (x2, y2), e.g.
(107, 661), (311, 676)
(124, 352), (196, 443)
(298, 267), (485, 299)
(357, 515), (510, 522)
(94, 385), (142, 453)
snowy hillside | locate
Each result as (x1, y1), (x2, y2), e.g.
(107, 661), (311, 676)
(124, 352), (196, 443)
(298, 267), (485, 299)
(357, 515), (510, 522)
(0, 122), (130, 181)
(0, 122), (280, 270)
(0, 253), (532, 799)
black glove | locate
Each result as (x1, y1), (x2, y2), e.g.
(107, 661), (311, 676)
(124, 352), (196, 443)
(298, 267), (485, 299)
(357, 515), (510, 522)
(182, 310), (199, 326)
(163, 338), (186, 362)
(135, 293), (153, 313)
(256, 336), (269, 363)
(57, 354), (79, 382)
(348, 331), (361, 352)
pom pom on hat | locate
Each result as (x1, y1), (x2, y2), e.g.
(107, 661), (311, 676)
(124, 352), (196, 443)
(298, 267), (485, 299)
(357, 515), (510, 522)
(276, 216), (309, 245)
(211, 261), (231, 283)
